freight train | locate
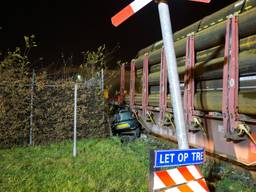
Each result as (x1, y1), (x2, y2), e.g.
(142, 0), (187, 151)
(114, 0), (256, 167)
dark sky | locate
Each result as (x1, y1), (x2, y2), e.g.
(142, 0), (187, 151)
(0, 0), (236, 67)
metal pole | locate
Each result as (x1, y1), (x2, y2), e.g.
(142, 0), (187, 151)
(29, 69), (35, 145)
(101, 68), (106, 134)
(101, 68), (104, 92)
(73, 83), (78, 157)
(158, 1), (189, 149)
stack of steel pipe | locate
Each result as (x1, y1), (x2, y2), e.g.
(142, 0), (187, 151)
(125, 0), (256, 115)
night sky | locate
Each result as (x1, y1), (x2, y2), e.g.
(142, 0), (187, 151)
(0, 0), (236, 68)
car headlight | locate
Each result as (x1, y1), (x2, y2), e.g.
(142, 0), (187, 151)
(116, 123), (130, 129)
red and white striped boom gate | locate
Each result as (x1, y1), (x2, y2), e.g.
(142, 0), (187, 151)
(111, 0), (211, 27)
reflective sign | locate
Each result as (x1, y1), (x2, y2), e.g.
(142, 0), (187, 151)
(155, 148), (204, 168)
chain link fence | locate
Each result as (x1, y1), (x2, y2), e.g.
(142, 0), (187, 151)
(0, 72), (107, 148)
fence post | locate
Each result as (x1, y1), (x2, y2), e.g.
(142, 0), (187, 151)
(73, 83), (78, 157)
(101, 68), (104, 92)
(29, 69), (35, 146)
(101, 68), (107, 136)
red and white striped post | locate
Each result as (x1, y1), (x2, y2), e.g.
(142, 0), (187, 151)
(153, 165), (209, 191)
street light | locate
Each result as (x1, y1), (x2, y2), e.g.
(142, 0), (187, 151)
(77, 74), (82, 81)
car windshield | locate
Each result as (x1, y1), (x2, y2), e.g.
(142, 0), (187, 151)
(115, 111), (133, 121)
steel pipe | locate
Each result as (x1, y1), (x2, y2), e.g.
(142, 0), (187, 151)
(136, 34), (256, 76)
(135, 7), (256, 68)
(138, 0), (256, 56)
(127, 91), (256, 115)
(146, 49), (256, 84)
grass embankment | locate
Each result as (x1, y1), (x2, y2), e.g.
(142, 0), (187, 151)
(0, 138), (150, 192)
(0, 137), (255, 192)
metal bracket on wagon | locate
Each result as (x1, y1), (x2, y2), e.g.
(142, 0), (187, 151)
(237, 123), (256, 144)
(188, 117), (206, 134)
(226, 122), (256, 144)
(222, 15), (244, 143)
(146, 111), (156, 124)
(163, 112), (175, 128)
(132, 110), (140, 122)
(183, 32), (207, 135)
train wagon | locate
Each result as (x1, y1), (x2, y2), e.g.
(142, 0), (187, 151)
(116, 0), (256, 167)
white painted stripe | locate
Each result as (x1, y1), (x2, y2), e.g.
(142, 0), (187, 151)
(187, 165), (203, 180)
(166, 168), (187, 184)
(187, 180), (208, 192)
(130, 0), (152, 12)
(155, 40), (163, 47)
(164, 187), (182, 192)
(235, 0), (245, 8)
(153, 173), (166, 190)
